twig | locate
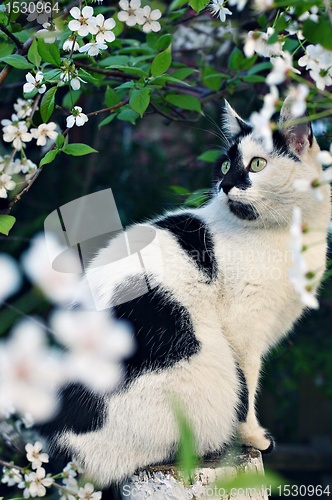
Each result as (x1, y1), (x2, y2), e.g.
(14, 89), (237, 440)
(75, 61), (140, 80)
(85, 98), (129, 117)
(0, 36), (34, 86)
(0, 23), (24, 50)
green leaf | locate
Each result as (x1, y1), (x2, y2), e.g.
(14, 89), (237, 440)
(0, 215), (16, 236)
(27, 39), (41, 67)
(0, 44), (14, 59)
(151, 46), (172, 77)
(184, 189), (208, 207)
(243, 75), (266, 83)
(171, 68), (197, 80)
(99, 55), (129, 67)
(55, 134), (65, 149)
(109, 65), (148, 77)
(77, 68), (100, 85)
(98, 114), (116, 128)
(2, 54), (33, 70)
(63, 144), (98, 156)
(229, 48), (257, 71)
(43, 68), (62, 82)
(165, 94), (201, 112)
(105, 86), (121, 108)
(189, 0), (209, 13)
(156, 34), (173, 51)
(174, 402), (198, 484)
(129, 88), (150, 117)
(198, 149), (220, 163)
(117, 109), (139, 124)
(202, 67), (223, 91)
(39, 149), (58, 167)
(303, 16), (332, 50)
(37, 39), (61, 66)
(40, 86), (57, 122)
(169, 0), (188, 10)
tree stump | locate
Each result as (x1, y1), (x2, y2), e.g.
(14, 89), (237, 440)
(120, 447), (268, 499)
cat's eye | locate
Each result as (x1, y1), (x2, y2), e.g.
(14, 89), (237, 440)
(221, 160), (231, 175)
(249, 157), (267, 173)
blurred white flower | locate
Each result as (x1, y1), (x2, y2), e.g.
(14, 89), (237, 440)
(0, 319), (63, 421)
(298, 44), (332, 91)
(13, 98), (33, 119)
(51, 310), (134, 392)
(30, 123), (58, 146)
(26, 441), (49, 470)
(23, 71), (46, 94)
(66, 106), (89, 128)
(317, 144), (332, 166)
(37, 22), (61, 43)
(243, 28), (283, 58)
(23, 467), (54, 497)
(1, 114), (32, 150)
(0, 173), (16, 199)
(79, 42), (107, 56)
(118, 0), (143, 27)
(68, 6), (98, 36)
(1, 467), (22, 487)
(26, 8), (49, 25)
(63, 36), (80, 52)
(137, 5), (162, 33)
(294, 165), (332, 202)
(299, 6), (319, 23)
(228, 0), (248, 11)
(78, 482), (102, 500)
(266, 53), (299, 86)
(21, 233), (81, 305)
(288, 84), (309, 117)
(253, 0), (274, 10)
(95, 14), (116, 43)
(209, 0), (232, 22)
(289, 207), (319, 309)
(20, 158), (38, 175)
(249, 87), (278, 152)
(60, 477), (79, 500)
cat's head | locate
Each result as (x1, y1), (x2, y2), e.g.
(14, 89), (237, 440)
(213, 95), (329, 227)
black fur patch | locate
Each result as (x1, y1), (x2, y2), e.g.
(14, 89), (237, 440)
(272, 130), (300, 162)
(215, 144), (252, 194)
(154, 214), (217, 281)
(228, 200), (259, 221)
(37, 384), (107, 467)
(113, 284), (201, 380)
(236, 365), (249, 423)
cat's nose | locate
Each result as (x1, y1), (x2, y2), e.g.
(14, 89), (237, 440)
(220, 181), (234, 195)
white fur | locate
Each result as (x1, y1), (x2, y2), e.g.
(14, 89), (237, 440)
(57, 101), (331, 487)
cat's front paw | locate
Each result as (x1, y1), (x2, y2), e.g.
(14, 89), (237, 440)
(238, 423), (275, 454)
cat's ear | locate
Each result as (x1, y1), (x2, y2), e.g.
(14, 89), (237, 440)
(222, 100), (251, 139)
(279, 96), (313, 156)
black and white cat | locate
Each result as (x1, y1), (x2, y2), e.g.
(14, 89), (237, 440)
(43, 95), (331, 487)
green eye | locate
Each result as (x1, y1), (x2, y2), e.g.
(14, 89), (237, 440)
(250, 157), (267, 172)
(221, 160), (231, 175)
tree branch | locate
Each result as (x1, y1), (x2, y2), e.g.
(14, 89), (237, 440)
(0, 23), (24, 50)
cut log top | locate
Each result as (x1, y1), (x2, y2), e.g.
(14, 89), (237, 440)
(120, 447), (268, 499)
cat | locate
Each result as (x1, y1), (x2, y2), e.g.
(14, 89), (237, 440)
(41, 94), (331, 488)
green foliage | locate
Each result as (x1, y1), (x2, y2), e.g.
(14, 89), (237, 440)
(40, 87), (57, 122)
(62, 144), (98, 156)
(0, 215), (16, 235)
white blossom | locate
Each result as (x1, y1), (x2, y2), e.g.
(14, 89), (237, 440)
(51, 310), (134, 392)
(0, 319), (63, 421)
(21, 233), (81, 305)
(36, 22), (61, 43)
(60, 477), (79, 500)
(2, 114), (32, 150)
(23, 467), (54, 497)
(1, 467), (22, 487)
(299, 6), (319, 23)
(227, 0), (248, 11)
(253, 0), (274, 10)
(249, 86), (278, 152)
(26, 8), (49, 25)
(288, 84), (309, 117)
(117, 0), (144, 27)
(95, 14), (116, 43)
(298, 44), (332, 91)
(78, 42), (107, 56)
(26, 442), (49, 470)
(317, 144), (332, 166)
(137, 5), (162, 33)
(243, 28), (283, 58)
(0, 254), (21, 302)
(77, 482), (102, 500)
(289, 207), (319, 309)
(30, 123), (58, 146)
(266, 52), (300, 86)
(13, 98), (33, 119)
(23, 71), (46, 94)
(66, 106), (89, 128)
(209, 0), (232, 22)
(294, 166), (332, 202)
(0, 173), (16, 198)
(68, 6), (98, 36)
(63, 36), (80, 52)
